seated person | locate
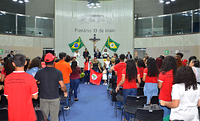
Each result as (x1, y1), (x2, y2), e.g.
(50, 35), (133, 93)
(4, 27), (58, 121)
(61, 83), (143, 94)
(83, 48), (90, 59)
(102, 49), (109, 59)
(74, 50), (80, 58)
(94, 49), (101, 58)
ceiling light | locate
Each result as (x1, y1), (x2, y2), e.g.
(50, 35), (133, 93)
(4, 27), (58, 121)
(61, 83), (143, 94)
(87, 4), (90, 6)
(96, 3), (100, 6)
(13, 0), (17, 2)
(159, 0), (164, 3)
(171, 0), (175, 1)
(97, 5), (101, 7)
(165, 1), (170, 4)
(91, 3), (95, 6)
(24, 0), (29, 2)
(93, 6), (97, 8)
(19, 0), (23, 3)
(88, 6), (92, 8)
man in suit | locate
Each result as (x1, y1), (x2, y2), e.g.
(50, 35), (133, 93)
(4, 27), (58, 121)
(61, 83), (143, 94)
(94, 49), (101, 58)
(126, 52), (132, 59)
(7, 51), (14, 58)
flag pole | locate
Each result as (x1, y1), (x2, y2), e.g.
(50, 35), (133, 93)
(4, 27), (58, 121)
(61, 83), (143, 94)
(80, 37), (87, 48)
(101, 36), (110, 53)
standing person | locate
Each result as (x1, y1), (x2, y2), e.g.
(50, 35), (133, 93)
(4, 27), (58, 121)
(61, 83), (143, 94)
(137, 58), (145, 87)
(70, 61), (81, 101)
(143, 57), (159, 104)
(4, 54), (38, 121)
(113, 53), (118, 59)
(102, 66), (107, 85)
(83, 57), (91, 84)
(35, 53), (67, 121)
(114, 54), (127, 109)
(24, 57), (30, 71)
(125, 51), (132, 59)
(158, 56), (177, 118)
(7, 51), (14, 58)
(116, 59), (141, 121)
(189, 59), (200, 84)
(83, 48), (90, 59)
(74, 50), (80, 58)
(91, 57), (102, 73)
(94, 48), (101, 58)
(156, 57), (163, 70)
(1, 58), (15, 82)
(55, 52), (72, 110)
(26, 58), (42, 77)
(102, 49), (109, 59)
(160, 66), (200, 121)
(105, 57), (110, 70)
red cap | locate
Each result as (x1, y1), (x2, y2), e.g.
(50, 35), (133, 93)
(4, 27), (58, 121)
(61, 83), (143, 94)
(73, 56), (76, 58)
(44, 53), (55, 62)
(94, 57), (97, 59)
(183, 59), (188, 62)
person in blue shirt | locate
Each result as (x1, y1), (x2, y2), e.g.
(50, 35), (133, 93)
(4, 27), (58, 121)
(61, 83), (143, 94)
(26, 58), (42, 77)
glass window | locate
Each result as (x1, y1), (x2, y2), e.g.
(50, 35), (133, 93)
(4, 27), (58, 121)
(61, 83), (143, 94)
(36, 17), (54, 37)
(153, 15), (171, 36)
(135, 18), (152, 37)
(193, 10), (200, 33)
(172, 11), (192, 35)
(17, 15), (35, 36)
(0, 12), (16, 35)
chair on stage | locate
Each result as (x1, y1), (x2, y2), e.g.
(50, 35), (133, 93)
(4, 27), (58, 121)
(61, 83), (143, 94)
(137, 87), (144, 96)
(122, 96), (147, 121)
(0, 108), (8, 121)
(134, 108), (164, 121)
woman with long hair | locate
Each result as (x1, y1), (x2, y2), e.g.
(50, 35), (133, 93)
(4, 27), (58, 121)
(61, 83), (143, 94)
(1, 57), (15, 82)
(158, 56), (177, 118)
(143, 57), (159, 104)
(116, 59), (141, 121)
(26, 58), (42, 77)
(160, 66), (200, 121)
(24, 57), (30, 71)
(137, 58), (145, 87)
(70, 61), (82, 101)
(83, 57), (91, 84)
(189, 59), (200, 84)
(156, 57), (163, 70)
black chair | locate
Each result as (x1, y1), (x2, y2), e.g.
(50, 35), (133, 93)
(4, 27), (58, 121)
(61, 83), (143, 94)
(137, 87), (144, 96)
(0, 108), (8, 121)
(150, 96), (159, 105)
(35, 108), (48, 121)
(122, 96), (147, 121)
(59, 88), (68, 120)
(134, 108), (164, 121)
(114, 88), (124, 117)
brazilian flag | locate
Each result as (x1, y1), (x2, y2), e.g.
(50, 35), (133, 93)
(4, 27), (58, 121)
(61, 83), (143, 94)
(68, 37), (84, 52)
(104, 37), (120, 52)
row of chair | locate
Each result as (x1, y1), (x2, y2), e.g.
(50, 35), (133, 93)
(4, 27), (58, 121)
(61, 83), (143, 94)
(107, 87), (164, 121)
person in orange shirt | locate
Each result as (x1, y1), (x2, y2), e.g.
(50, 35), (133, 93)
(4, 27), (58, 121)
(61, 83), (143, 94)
(55, 52), (72, 110)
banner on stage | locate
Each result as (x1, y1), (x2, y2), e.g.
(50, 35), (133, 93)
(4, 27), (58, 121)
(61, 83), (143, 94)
(90, 69), (102, 85)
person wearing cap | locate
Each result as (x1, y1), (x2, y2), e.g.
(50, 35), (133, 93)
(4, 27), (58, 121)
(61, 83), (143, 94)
(55, 52), (72, 110)
(91, 57), (102, 73)
(35, 53), (67, 121)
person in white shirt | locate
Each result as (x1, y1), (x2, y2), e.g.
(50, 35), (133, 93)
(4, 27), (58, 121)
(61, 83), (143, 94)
(74, 50), (80, 58)
(73, 56), (79, 66)
(189, 59), (200, 84)
(160, 66), (200, 121)
(104, 57), (110, 69)
(102, 49), (109, 59)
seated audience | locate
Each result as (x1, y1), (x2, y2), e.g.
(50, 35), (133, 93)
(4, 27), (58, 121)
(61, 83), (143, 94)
(102, 49), (109, 59)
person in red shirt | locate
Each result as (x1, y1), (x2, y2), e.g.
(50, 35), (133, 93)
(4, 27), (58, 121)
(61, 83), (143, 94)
(114, 54), (127, 109)
(70, 61), (82, 101)
(137, 58), (145, 87)
(4, 54), (38, 121)
(116, 59), (141, 121)
(158, 56), (177, 118)
(143, 57), (159, 104)
(83, 57), (92, 84)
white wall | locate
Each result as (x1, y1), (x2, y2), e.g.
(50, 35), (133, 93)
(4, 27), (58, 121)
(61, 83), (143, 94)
(55, 0), (134, 59)
(134, 33), (200, 59)
(0, 34), (55, 59)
